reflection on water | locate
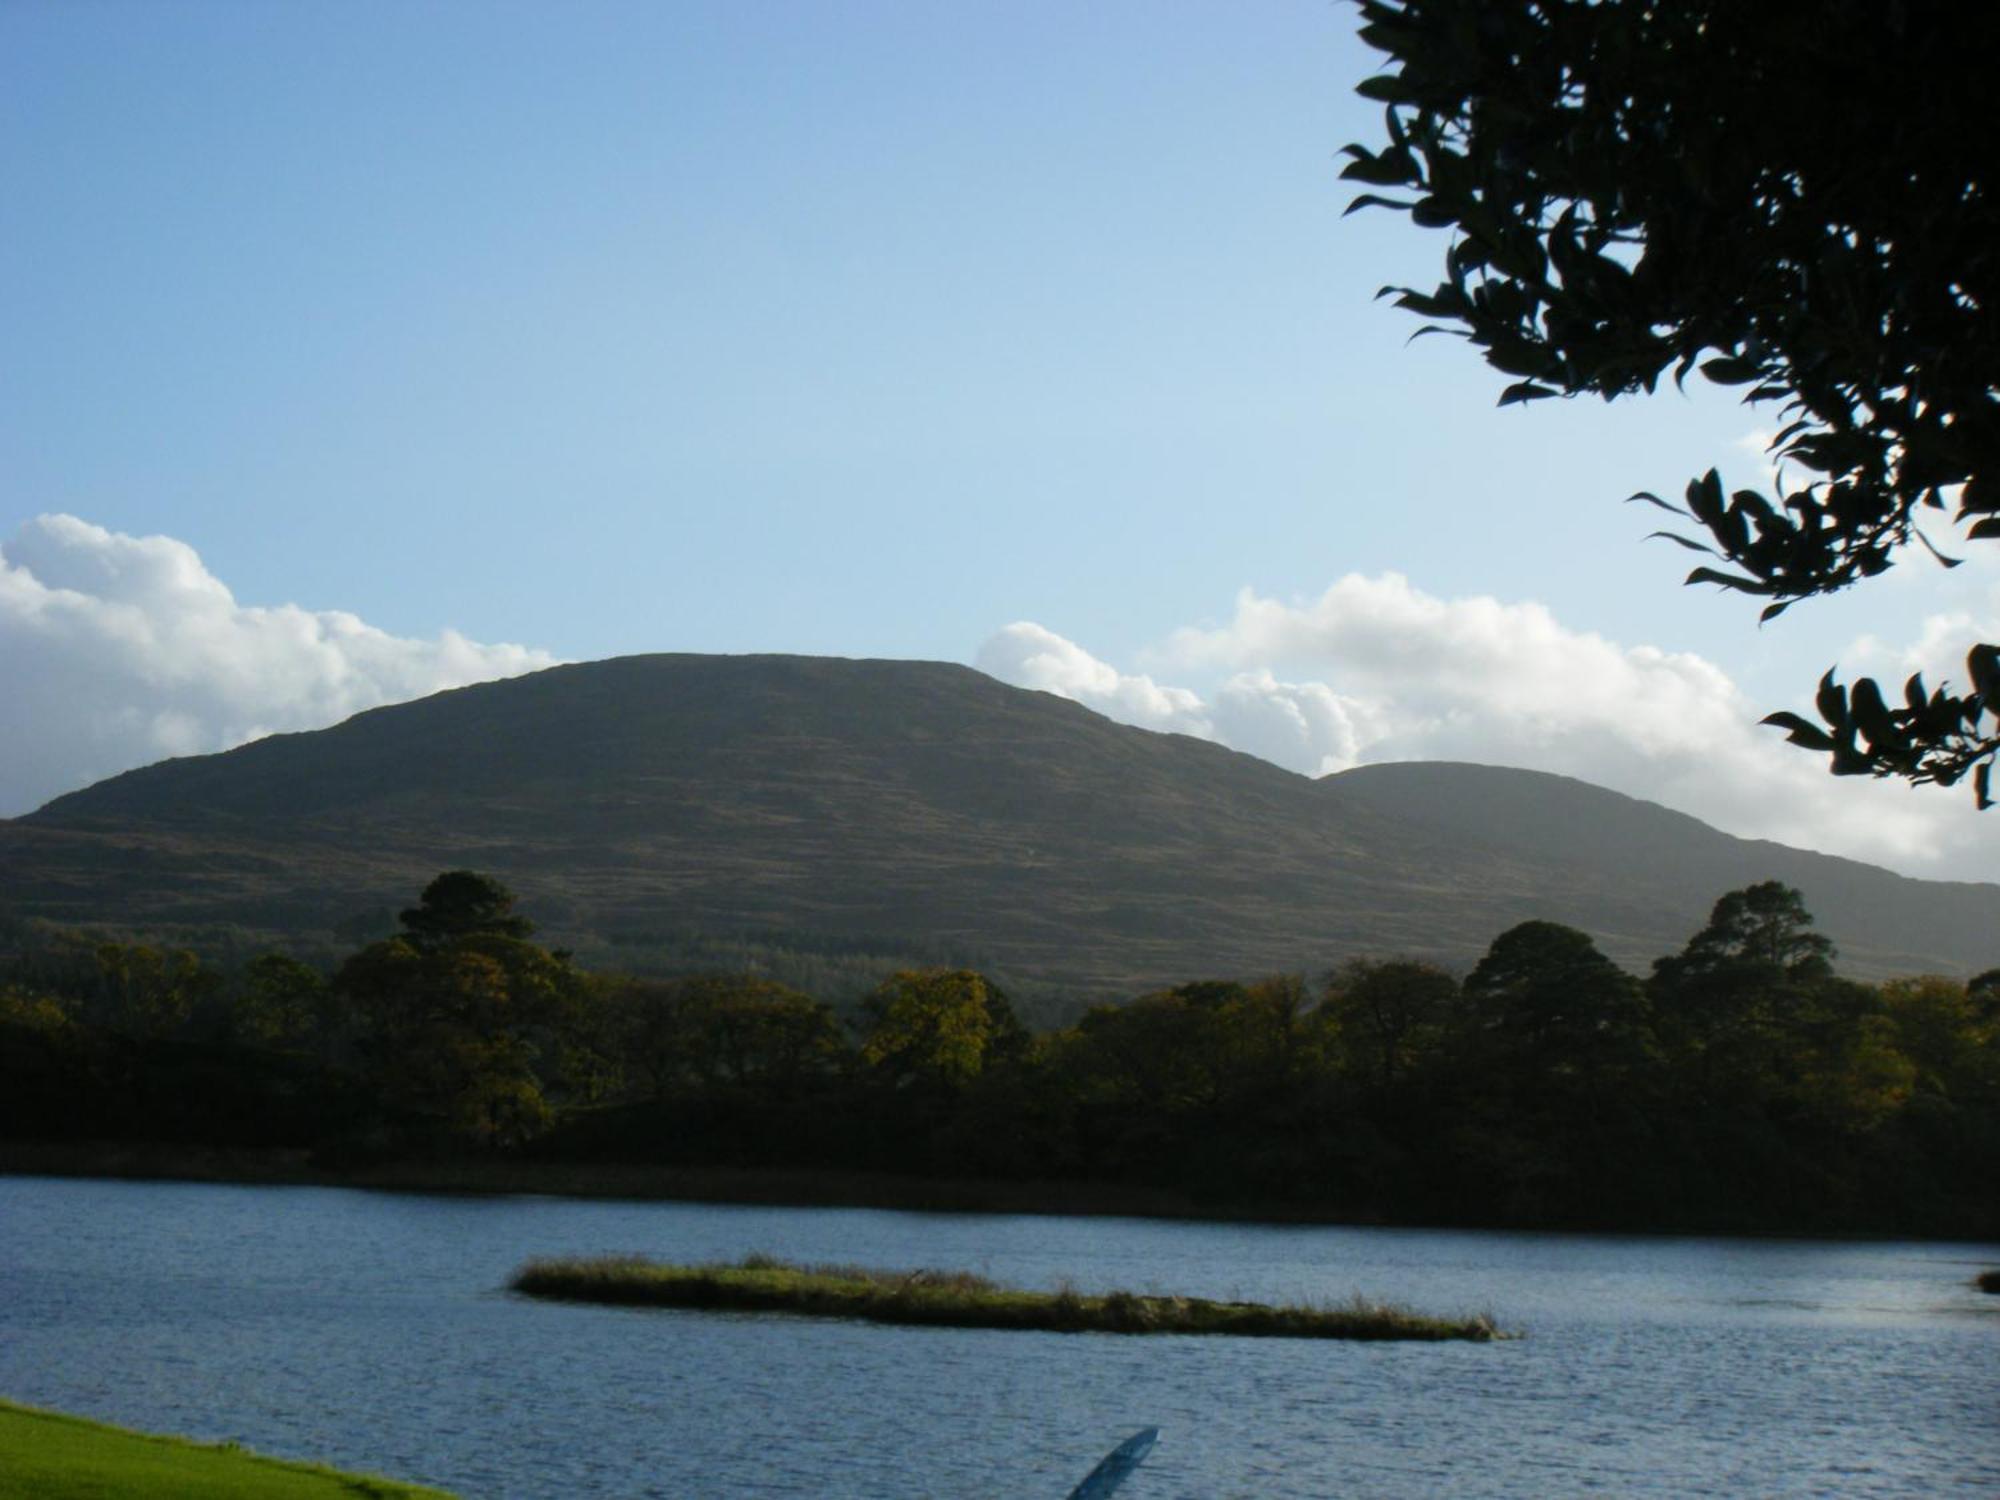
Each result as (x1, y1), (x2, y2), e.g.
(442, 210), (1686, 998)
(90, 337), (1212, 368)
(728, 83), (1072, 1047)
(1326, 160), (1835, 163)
(1, 1176), (1995, 1498)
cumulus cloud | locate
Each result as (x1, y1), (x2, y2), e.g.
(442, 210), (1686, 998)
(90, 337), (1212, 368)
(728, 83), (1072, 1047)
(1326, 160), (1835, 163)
(979, 576), (1999, 884)
(1842, 563), (2000, 692)
(976, 623), (1386, 774)
(976, 622), (1212, 736)
(0, 514), (559, 814)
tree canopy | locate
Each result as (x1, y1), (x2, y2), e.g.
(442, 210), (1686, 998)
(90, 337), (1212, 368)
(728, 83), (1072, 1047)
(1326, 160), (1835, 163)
(1343, 0), (2000, 803)
(3, 873), (1997, 1234)
(398, 870), (535, 949)
(1464, 919), (1646, 1063)
(1664, 881), (1835, 981)
(341, 873), (592, 1144)
(859, 969), (1022, 1088)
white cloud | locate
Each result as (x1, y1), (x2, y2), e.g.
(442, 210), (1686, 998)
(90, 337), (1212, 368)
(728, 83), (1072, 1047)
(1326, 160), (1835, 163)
(979, 576), (2000, 884)
(1206, 670), (1386, 777)
(976, 623), (1389, 777)
(0, 514), (560, 814)
(975, 621), (1213, 736)
(1842, 574), (2000, 691)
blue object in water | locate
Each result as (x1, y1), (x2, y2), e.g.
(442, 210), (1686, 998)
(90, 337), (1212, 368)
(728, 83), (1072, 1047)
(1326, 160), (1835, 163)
(1067, 1427), (1160, 1499)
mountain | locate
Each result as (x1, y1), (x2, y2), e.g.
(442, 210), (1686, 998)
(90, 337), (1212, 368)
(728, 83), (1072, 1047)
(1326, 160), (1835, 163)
(2, 653), (1993, 1000)
(1321, 762), (2000, 981)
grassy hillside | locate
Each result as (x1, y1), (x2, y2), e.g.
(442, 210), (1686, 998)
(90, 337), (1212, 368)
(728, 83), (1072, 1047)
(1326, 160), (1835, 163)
(2, 653), (1994, 993)
(1322, 761), (2000, 977)
(0, 1400), (454, 1500)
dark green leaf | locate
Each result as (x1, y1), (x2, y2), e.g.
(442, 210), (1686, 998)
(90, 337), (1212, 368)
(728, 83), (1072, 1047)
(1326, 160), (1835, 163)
(1626, 490), (1685, 516)
(1339, 150), (1419, 187)
(1699, 356), (1760, 385)
(1685, 566), (1770, 595)
(1969, 644), (2000, 702)
(1684, 470), (1726, 528)
(1848, 678), (1900, 750)
(1409, 198), (1460, 229)
(1645, 531), (1717, 554)
(1355, 75), (1415, 104)
(1913, 530), (1963, 568)
(1343, 193), (1417, 217)
(1760, 712), (1838, 752)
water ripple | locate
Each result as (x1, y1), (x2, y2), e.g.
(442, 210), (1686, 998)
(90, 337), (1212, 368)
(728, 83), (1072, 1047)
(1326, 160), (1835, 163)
(2, 1177), (1996, 1497)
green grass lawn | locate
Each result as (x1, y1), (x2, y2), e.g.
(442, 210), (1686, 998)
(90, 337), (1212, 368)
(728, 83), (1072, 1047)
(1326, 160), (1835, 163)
(512, 1251), (1508, 1341)
(0, 1400), (457, 1500)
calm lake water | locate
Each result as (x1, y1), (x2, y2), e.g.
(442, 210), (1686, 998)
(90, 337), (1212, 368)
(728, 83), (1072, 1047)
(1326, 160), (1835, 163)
(1, 1175), (1995, 1498)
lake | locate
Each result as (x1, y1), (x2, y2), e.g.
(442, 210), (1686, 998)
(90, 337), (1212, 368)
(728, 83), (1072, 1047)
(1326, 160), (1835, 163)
(1, 1174), (1994, 1497)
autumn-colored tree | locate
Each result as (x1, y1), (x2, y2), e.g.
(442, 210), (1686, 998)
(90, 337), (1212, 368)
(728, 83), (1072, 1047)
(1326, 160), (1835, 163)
(231, 953), (328, 1048)
(91, 942), (217, 1040)
(1882, 975), (2000, 1106)
(0, 984), (72, 1037)
(620, 974), (846, 1095)
(1775, 978), (1915, 1134)
(1214, 975), (1319, 1097)
(859, 969), (1018, 1088)
(334, 873), (595, 1145)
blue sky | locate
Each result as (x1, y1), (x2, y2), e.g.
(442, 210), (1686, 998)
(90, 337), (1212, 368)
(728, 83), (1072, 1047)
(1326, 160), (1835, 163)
(4, 1), (1994, 880)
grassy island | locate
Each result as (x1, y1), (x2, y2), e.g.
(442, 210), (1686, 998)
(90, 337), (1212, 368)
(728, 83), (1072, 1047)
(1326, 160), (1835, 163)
(509, 1253), (1507, 1342)
(0, 1399), (456, 1500)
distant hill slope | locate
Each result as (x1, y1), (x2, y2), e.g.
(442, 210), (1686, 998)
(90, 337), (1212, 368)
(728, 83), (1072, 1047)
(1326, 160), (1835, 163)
(2, 654), (1993, 996)
(1319, 762), (2000, 980)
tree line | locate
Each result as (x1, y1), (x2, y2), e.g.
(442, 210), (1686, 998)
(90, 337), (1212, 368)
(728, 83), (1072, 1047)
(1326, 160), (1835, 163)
(2, 871), (1994, 1236)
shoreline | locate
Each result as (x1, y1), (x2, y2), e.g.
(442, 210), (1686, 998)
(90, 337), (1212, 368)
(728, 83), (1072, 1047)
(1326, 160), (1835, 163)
(0, 1139), (1231, 1221)
(4, 1140), (1992, 1244)
(0, 1397), (456, 1499)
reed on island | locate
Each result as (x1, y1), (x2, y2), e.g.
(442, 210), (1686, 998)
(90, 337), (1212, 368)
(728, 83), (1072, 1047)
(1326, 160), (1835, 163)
(509, 1253), (1507, 1342)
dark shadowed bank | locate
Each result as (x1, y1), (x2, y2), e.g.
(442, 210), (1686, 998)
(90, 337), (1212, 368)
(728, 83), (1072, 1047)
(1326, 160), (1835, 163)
(507, 1253), (1506, 1341)
(0, 1141), (1364, 1224)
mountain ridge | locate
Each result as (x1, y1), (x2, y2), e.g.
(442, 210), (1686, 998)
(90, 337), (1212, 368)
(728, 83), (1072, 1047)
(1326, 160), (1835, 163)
(1320, 759), (1997, 978)
(3, 653), (1993, 996)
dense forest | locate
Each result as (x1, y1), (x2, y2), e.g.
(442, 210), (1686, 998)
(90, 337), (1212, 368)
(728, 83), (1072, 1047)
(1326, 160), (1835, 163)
(3, 872), (1995, 1238)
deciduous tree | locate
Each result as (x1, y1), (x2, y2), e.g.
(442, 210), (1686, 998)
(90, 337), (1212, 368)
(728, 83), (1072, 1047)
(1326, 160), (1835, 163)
(90, 942), (216, 1040)
(859, 969), (1017, 1088)
(620, 974), (845, 1094)
(1324, 957), (1457, 1090)
(335, 873), (593, 1144)
(1464, 920), (1647, 1067)
(1344, 0), (2000, 800)
(232, 953), (327, 1048)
